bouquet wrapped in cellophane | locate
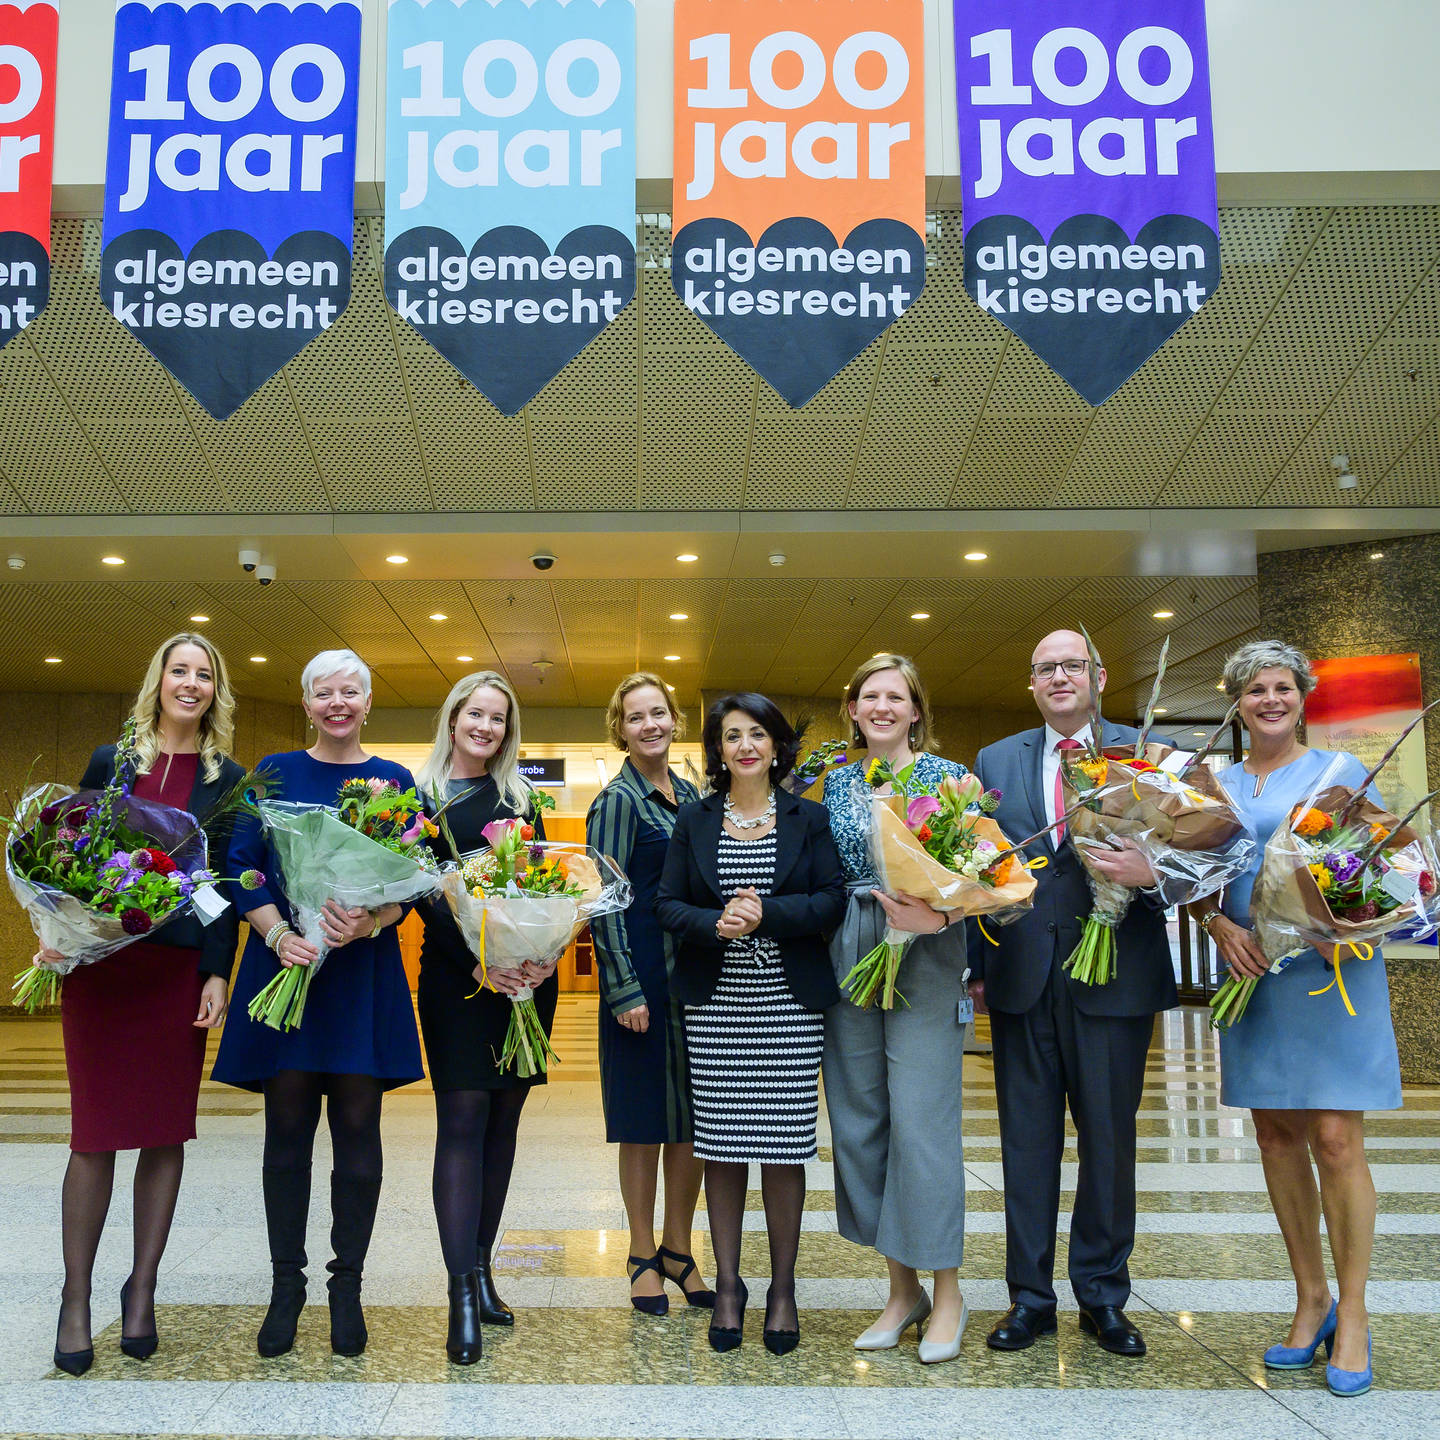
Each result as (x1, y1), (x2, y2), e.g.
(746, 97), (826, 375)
(441, 818), (632, 1075)
(844, 759), (1038, 1009)
(247, 778), (442, 1031)
(4, 720), (256, 1011)
(1211, 747), (1440, 1028)
(1057, 633), (1254, 986)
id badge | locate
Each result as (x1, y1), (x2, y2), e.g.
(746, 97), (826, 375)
(957, 994), (975, 1027)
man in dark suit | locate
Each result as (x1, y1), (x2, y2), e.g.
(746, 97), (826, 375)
(970, 629), (1177, 1357)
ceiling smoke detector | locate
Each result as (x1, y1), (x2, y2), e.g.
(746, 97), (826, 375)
(769, 551), (787, 567)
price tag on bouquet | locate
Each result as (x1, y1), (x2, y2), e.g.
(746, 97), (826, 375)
(190, 883), (230, 924)
(1380, 866), (1420, 906)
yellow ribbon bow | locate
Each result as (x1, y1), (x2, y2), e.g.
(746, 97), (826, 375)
(1308, 940), (1374, 1017)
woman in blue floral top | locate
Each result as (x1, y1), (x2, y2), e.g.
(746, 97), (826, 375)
(821, 654), (973, 1365)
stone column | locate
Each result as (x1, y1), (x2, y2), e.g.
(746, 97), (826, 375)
(1258, 531), (1440, 1083)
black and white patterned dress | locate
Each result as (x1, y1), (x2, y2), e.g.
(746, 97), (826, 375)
(684, 830), (825, 1163)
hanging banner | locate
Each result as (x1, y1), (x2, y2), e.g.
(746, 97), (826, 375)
(954, 1), (1219, 405)
(673, 0), (926, 407)
(384, 0), (636, 415)
(100, 0), (361, 419)
(0, 0), (58, 343)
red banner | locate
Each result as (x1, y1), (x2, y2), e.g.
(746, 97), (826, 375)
(0, 0), (57, 338)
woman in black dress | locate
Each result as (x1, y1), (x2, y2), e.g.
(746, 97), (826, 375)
(586, 673), (709, 1314)
(414, 671), (555, 1364)
(656, 695), (846, 1355)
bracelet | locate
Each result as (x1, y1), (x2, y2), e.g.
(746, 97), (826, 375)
(1196, 908), (1223, 934)
(369, 911), (383, 939)
(264, 920), (292, 952)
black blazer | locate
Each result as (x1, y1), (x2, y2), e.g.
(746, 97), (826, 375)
(80, 744), (246, 982)
(969, 721), (1177, 1019)
(656, 789), (847, 1012)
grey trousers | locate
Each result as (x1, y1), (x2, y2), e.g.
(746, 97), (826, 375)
(822, 891), (969, 1270)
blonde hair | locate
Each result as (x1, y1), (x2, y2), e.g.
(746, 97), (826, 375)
(841, 652), (936, 753)
(130, 632), (235, 783)
(415, 671), (532, 816)
(605, 671), (686, 751)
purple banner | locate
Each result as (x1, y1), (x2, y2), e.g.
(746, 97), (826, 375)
(954, 2), (1219, 405)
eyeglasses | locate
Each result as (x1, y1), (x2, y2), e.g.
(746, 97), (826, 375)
(1030, 659), (1091, 680)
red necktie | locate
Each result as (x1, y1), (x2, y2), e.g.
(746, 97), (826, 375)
(1054, 738), (1083, 843)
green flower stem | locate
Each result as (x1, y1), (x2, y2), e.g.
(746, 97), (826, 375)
(499, 998), (558, 1077)
(841, 938), (910, 1010)
(1208, 974), (1258, 1029)
(10, 965), (61, 1013)
(1062, 916), (1119, 986)
(247, 962), (314, 1032)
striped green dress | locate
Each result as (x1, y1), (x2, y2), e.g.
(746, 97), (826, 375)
(586, 760), (699, 1143)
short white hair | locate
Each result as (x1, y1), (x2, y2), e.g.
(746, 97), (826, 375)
(302, 649), (371, 699)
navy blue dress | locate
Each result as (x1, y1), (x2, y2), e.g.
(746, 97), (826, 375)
(212, 750), (425, 1092)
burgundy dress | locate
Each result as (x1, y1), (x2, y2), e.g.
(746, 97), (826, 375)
(61, 752), (209, 1152)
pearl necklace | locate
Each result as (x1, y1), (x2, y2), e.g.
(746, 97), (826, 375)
(724, 789), (776, 830)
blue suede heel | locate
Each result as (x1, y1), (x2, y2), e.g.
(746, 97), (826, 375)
(1263, 1299), (1338, 1369)
(1326, 1331), (1372, 1397)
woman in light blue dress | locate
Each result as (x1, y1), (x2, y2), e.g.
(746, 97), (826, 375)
(1190, 640), (1401, 1398)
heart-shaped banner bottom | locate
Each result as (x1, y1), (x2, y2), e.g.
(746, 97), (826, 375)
(672, 216), (927, 409)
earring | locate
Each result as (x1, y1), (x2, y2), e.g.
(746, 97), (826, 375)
(909, 724), (917, 744)
(852, 723), (864, 747)
(771, 758), (778, 768)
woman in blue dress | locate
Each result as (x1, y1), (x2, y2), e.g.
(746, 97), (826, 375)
(586, 673), (710, 1315)
(214, 649), (424, 1359)
(1189, 639), (1402, 1398)
(821, 654), (974, 1366)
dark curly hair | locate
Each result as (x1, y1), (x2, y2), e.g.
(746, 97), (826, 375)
(702, 693), (802, 794)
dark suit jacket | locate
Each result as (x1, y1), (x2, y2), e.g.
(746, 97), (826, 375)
(970, 721), (1178, 1019)
(656, 789), (847, 1012)
(80, 744), (245, 982)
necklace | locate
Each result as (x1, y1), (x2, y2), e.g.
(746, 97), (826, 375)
(724, 789), (776, 830)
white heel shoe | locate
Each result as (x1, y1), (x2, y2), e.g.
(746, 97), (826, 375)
(918, 1300), (969, 1365)
(854, 1292), (931, 1350)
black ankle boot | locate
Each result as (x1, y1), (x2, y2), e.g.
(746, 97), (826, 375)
(326, 1173), (382, 1356)
(474, 1247), (514, 1327)
(446, 1272), (483, 1364)
(257, 1164), (310, 1357)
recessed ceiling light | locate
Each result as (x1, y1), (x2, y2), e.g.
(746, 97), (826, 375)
(101, 555), (124, 566)
(190, 614), (209, 623)
(249, 655), (266, 663)
(385, 553), (408, 565)
(457, 654), (474, 663)
(963, 551), (988, 561)
(429, 612), (448, 621)
(669, 612), (688, 620)
(1152, 609), (1175, 619)
(1193, 729), (1206, 736)
(676, 553), (698, 563)
(44, 655), (61, 664)
(910, 612), (930, 620)
(1369, 551), (1384, 560)
(664, 654), (681, 662)
(1153, 708), (1168, 715)
(1216, 682), (1226, 690)
(665, 684), (675, 692)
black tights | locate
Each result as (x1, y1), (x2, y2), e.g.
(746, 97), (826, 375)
(58, 1145), (186, 1350)
(704, 1160), (806, 1332)
(263, 1070), (384, 1179)
(432, 1087), (530, 1275)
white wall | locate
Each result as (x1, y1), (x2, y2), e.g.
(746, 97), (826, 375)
(50, 0), (1440, 208)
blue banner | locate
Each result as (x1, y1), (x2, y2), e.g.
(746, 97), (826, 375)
(384, 0), (636, 415)
(101, 0), (361, 419)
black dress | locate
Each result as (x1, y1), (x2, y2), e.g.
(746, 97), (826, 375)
(417, 776), (556, 1091)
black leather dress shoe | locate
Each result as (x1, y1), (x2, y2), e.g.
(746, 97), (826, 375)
(1079, 1305), (1146, 1356)
(986, 1302), (1058, 1351)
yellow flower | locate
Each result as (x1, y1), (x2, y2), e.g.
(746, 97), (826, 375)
(1077, 758), (1109, 786)
(865, 757), (885, 785)
(1308, 862), (1333, 893)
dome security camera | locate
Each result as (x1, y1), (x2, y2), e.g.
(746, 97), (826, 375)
(530, 551), (556, 571)
(239, 547), (260, 572)
(256, 563), (276, 586)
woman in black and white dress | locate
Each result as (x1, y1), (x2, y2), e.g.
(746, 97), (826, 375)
(657, 695), (846, 1355)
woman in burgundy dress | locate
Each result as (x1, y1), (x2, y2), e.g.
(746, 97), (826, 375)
(38, 633), (244, 1375)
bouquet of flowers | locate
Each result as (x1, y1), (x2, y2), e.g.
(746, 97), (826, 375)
(783, 738), (849, 797)
(1211, 737), (1440, 1028)
(4, 720), (260, 1010)
(842, 758), (1037, 1009)
(1059, 636), (1254, 985)
(247, 777), (442, 1031)
(440, 817), (632, 1076)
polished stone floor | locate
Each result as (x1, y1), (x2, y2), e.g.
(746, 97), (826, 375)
(2, 997), (1438, 1438)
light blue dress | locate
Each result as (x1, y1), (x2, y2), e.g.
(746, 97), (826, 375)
(1218, 748), (1402, 1111)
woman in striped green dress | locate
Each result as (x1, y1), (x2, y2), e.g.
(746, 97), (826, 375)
(586, 673), (713, 1314)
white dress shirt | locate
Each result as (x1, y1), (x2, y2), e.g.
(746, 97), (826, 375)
(1042, 721), (1094, 844)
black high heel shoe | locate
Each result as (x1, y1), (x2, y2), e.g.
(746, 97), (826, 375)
(762, 1288), (800, 1356)
(707, 1280), (749, 1353)
(626, 1254), (669, 1316)
(53, 1298), (93, 1377)
(658, 1245), (715, 1309)
(445, 1272), (483, 1366)
(120, 1277), (158, 1361)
